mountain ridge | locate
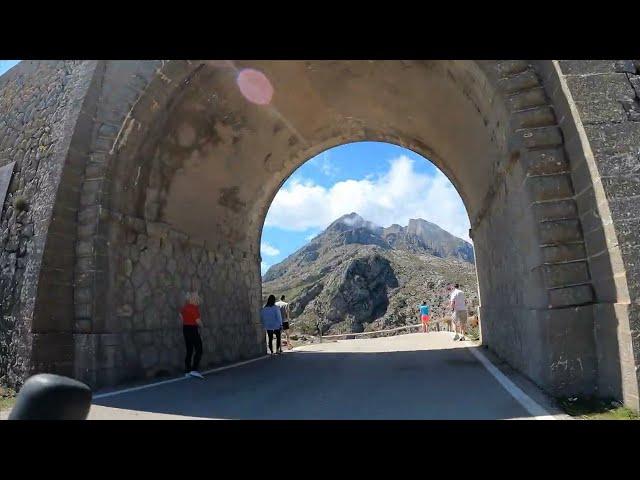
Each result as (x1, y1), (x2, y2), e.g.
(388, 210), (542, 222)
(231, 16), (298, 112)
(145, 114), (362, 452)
(263, 212), (473, 282)
(262, 213), (478, 335)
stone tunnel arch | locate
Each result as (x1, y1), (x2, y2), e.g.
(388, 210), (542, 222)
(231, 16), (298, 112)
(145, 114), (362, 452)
(79, 59), (600, 394)
(256, 138), (480, 336)
(3, 60), (638, 410)
(255, 138), (476, 254)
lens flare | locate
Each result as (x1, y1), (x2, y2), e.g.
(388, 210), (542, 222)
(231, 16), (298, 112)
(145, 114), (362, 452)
(236, 68), (274, 105)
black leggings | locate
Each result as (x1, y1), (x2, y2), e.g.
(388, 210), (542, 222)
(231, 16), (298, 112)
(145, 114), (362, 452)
(267, 329), (282, 353)
(183, 325), (203, 372)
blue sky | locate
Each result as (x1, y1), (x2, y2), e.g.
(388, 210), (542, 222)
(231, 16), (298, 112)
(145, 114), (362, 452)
(261, 142), (470, 274)
(0, 60), (20, 76)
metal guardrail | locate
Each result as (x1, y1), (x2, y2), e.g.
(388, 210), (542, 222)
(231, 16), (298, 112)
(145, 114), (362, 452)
(304, 318), (454, 341)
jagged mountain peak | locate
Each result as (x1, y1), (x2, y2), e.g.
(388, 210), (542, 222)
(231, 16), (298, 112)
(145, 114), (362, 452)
(263, 214), (474, 283)
(389, 218), (474, 263)
(327, 212), (380, 233)
(262, 213), (478, 336)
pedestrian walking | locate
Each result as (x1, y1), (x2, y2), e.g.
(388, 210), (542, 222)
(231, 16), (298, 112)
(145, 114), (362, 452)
(181, 291), (204, 378)
(449, 284), (468, 341)
(261, 294), (283, 355)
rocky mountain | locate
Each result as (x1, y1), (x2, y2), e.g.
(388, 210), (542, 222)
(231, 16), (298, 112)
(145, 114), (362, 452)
(262, 213), (479, 336)
(383, 218), (474, 263)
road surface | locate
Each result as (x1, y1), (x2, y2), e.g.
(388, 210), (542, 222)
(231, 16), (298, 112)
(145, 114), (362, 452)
(88, 332), (562, 420)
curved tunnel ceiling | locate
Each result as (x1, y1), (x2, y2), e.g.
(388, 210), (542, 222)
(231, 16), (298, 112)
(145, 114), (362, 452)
(122, 60), (511, 251)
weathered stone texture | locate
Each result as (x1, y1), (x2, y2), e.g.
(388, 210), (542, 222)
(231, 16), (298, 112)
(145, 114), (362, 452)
(0, 61), (95, 389)
(558, 62), (640, 302)
(553, 60), (640, 407)
(1, 60), (640, 412)
(72, 211), (263, 388)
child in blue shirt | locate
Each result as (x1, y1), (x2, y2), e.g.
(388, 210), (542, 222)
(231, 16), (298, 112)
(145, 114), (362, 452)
(419, 301), (430, 333)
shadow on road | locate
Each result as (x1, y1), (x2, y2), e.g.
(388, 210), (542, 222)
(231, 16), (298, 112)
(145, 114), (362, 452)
(92, 345), (541, 420)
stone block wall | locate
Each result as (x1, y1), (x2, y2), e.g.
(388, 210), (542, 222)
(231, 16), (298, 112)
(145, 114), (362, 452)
(557, 60), (640, 406)
(527, 60), (640, 408)
(472, 61), (599, 396)
(74, 211), (265, 388)
(474, 160), (599, 396)
(0, 61), (96, 389)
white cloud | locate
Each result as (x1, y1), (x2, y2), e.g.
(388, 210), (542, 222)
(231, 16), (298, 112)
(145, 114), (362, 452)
(305, 232), (319, 241)
(265, 155), (471, 242)
(261, 261), (270, 274)
(261, 242), (280, 256)
(309, 151), (339, 177)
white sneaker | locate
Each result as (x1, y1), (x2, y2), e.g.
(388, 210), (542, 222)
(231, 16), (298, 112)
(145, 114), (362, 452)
(189, 371), (204, 379)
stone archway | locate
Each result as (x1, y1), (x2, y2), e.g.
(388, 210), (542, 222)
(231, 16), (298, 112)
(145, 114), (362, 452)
(1, 60), (638, 410)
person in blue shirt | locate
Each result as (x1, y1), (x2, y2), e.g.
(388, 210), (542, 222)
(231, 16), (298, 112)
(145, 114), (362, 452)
(419, 301), (430, 333)
(261, 294), (284, 355)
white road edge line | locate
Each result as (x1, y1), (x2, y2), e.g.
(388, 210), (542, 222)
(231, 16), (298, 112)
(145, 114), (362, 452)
(467, 347), (556, 420)
(93, 355), (269, 400)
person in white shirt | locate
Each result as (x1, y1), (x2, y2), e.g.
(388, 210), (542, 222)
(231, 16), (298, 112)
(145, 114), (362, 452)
(449, 283), (468, 341)
(275, 295), (293, 350)
(261, 295), (283, 355)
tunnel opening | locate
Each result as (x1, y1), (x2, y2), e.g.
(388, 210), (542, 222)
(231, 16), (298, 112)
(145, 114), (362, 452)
(259, 140), (481, 343)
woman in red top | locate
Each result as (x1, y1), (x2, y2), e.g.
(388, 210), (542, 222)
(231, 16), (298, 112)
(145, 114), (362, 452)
(181, 291), (204, 379)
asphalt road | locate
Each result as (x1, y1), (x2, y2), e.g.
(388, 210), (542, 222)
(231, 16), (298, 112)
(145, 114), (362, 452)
(88, 332), (546, 420)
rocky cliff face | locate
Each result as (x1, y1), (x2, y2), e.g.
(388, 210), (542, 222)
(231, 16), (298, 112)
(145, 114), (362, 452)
(383, 218), (474, 263)
(262, 213), (478, 335)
